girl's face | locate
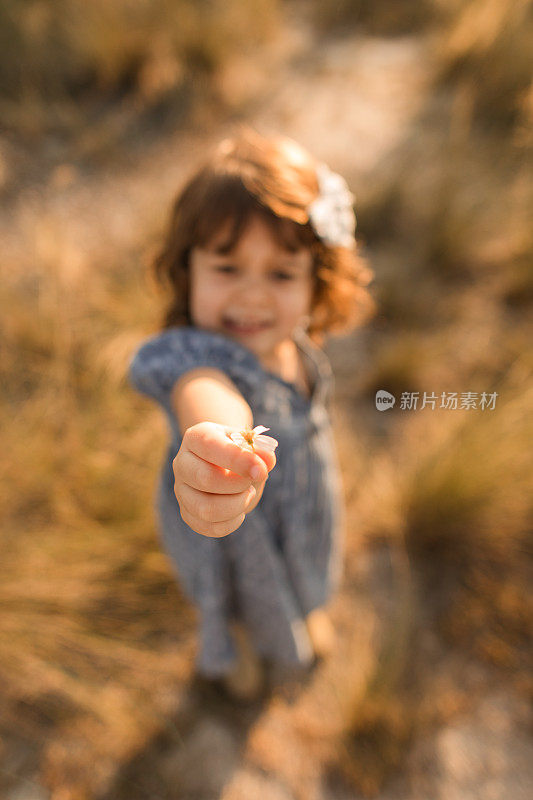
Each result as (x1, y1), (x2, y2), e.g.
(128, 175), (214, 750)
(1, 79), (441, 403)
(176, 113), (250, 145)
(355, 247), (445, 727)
(189, 215), (314, 369)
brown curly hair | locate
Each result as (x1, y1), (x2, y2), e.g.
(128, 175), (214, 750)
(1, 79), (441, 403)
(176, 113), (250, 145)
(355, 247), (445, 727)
(152, 127), (375, 344)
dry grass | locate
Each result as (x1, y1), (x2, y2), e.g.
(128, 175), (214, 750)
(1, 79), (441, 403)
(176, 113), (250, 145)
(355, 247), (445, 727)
(326, 0), (533, 766)
(327, 353), (532, 795)
(437, 0), (533, 130)
(0, 222), (199, 795)
(306, 0), (442, 36)
(404, 374), (532, 672)
(0, 0), (280, 135)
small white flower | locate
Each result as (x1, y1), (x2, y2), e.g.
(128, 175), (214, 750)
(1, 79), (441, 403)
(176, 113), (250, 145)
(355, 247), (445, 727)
(226, 425), (278, 452)
(308, 163), (356, 249)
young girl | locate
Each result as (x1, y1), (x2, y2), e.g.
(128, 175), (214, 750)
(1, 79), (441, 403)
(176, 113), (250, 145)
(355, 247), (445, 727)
(129, 128), (373, 700)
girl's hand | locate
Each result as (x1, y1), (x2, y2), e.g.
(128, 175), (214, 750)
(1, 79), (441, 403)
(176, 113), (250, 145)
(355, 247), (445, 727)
(172, 421), (277, 537)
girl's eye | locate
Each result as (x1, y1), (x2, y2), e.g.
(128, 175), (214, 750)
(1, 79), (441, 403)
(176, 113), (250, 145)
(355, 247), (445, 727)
(215, 265), (238, 275)
(270, 270), (296, 282)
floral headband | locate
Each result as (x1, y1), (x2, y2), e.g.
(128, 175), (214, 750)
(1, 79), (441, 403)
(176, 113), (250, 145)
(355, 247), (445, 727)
(307, 163), (357, 249)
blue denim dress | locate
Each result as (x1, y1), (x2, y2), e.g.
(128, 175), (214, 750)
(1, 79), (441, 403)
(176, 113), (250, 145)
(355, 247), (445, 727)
(129, 325), (343, 676)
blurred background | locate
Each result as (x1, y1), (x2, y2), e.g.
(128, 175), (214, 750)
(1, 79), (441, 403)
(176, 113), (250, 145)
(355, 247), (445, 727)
(1, 1), (531, 798)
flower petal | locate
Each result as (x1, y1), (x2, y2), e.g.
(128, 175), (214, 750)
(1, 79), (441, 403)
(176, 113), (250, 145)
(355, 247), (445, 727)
(252, 425), (270, 435)
(254, 434), (278, 452)
(229, 432), (248, 448)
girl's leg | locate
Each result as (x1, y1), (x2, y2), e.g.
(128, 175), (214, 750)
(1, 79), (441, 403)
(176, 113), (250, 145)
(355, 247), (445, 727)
(305, 607), (335, 659)
(221, 621), (265, 701)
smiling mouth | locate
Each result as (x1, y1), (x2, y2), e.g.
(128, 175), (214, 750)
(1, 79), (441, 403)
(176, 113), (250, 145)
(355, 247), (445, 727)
(222, 317), (273, 335)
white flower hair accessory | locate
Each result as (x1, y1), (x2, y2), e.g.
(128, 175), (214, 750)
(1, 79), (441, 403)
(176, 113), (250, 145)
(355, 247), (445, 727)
(307, 163), (357, 249)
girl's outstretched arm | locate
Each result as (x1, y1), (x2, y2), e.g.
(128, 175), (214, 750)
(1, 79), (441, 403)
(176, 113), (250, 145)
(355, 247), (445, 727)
(171, 368), (276, 537)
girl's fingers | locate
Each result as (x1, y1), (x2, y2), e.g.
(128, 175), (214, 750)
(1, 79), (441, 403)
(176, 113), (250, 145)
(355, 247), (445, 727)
(184, 422), (268, 482)
(175, 449), (252, 494)
(177, 482), (257, 524)
(178, 504), (246, 538)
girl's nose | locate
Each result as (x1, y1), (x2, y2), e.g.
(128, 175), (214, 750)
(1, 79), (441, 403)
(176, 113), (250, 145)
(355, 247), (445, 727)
(236, 272), (270, 301)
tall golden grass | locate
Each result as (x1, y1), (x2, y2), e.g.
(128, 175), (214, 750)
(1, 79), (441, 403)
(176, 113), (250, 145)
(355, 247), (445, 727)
(316, 3), (533, 792)
(1, 223), (207, 795)
(0, 0), (280, 133)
